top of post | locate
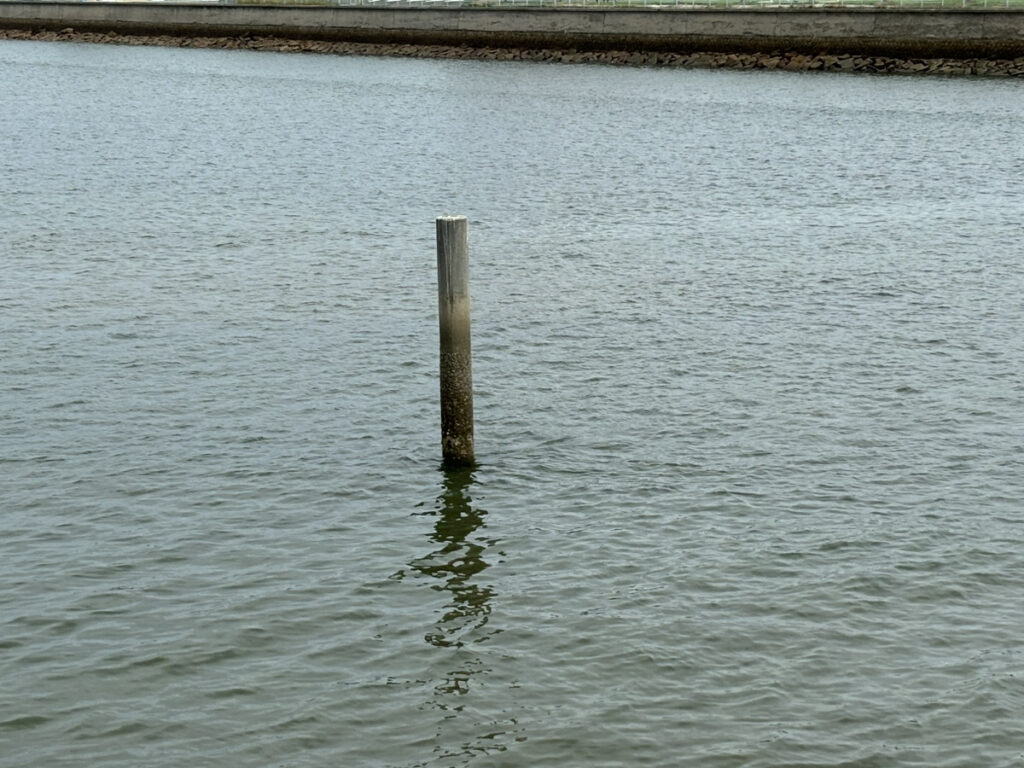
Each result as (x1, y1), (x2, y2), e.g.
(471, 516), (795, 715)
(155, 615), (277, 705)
(436, 214), (470, 303)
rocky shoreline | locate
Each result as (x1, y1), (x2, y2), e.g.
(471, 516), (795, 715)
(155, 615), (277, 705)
(4, 26), (1024, 77)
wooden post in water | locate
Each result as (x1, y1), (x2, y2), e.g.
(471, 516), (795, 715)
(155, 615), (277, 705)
(436, 215), (475, 467)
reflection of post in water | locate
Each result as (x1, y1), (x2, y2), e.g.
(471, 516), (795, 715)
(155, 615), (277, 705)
(410, 466), (498, 656)
(402, 468), (524, 759)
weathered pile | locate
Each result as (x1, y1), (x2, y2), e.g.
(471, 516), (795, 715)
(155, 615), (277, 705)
(4, 27), (1024, 77)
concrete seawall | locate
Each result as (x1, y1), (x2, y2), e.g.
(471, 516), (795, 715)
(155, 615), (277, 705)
(2, 3), (1024, 60)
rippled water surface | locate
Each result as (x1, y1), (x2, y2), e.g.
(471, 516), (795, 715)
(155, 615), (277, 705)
(3, 39), (1024, 767)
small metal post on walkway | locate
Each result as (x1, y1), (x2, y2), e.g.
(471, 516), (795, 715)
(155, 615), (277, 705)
(436, 215), (475, 467)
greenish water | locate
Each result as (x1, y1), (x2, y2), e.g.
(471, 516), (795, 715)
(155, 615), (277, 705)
(2, 39), (1023, 767)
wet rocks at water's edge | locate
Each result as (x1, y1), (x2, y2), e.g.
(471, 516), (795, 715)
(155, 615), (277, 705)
(5, 27), (1024, 77)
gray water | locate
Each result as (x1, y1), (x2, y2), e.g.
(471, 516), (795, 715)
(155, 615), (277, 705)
(2, 39), (1024, 768)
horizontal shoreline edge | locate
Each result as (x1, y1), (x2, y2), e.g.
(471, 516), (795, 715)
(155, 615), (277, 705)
(3, 27), (1024, 76)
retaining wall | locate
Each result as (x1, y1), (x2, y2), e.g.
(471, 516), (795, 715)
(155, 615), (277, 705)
(1, 2), (1024, 59)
